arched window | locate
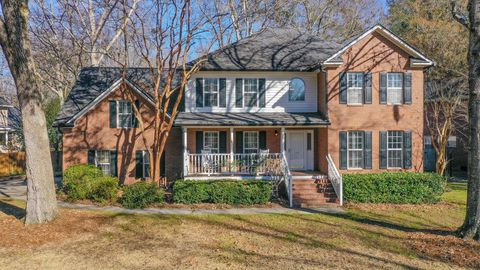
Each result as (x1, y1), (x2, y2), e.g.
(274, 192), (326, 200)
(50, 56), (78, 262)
(289, 78), (305, 101)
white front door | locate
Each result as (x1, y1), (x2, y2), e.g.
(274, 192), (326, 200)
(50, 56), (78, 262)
(287, 131), (306, 170)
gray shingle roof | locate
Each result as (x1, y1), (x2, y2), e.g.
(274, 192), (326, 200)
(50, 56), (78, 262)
(174, 112), (329, 126)
(0, 97), (9, 106)
(190, 28), (341, 71)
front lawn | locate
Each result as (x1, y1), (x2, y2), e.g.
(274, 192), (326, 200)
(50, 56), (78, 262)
(0, 182), (477, 269)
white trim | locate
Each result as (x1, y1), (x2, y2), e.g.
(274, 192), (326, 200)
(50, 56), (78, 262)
(66, 79), (157, 125)
(185, 176), (272, 181)
(178, 125), (328, 129)
(322, 25), (434, 67)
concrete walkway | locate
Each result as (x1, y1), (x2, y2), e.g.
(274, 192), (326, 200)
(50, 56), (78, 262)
(0, 176), (344, 215)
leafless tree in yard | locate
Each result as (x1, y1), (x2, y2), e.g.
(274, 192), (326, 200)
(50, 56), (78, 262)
(0, 0), (58, 224)
(451, 0), (480, 240)
(28, 0), (141, 103)
(425, 80), (468, 175)
(115, 0), (213, 184)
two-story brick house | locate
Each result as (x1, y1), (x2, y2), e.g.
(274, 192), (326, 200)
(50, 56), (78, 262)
(55, 25), (433, 207)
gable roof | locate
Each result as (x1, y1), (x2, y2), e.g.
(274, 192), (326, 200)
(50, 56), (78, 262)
(322, 24), (434, 67)
(54, 67), (181, 127)
(190, 28), (342, 71)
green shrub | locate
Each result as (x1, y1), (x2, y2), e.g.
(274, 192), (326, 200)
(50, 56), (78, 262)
(121, 182), (165, 209)
(62, 164), (119, 202)
(172, 180), (272, 205)
(343, 172), (446, 204)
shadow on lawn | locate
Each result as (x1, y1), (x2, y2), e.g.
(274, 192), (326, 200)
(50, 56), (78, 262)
(0, 199), (25, 219)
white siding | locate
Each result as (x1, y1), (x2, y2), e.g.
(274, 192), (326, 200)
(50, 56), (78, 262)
(185, 71), (318, 113)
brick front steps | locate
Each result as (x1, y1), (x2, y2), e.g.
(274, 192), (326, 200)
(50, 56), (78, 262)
(292, 176), (339, 208)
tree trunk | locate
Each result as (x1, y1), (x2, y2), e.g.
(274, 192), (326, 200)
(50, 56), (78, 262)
(0, 0), (58, 224)
(461, 0), (480, 240)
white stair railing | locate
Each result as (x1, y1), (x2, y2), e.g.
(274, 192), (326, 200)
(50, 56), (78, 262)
(281, 152), (293, 207)
(326, 154), (343, 206)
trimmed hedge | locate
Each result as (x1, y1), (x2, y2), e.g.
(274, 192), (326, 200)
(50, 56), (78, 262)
(172, 180), (272, 205)
(121, 182), (165, 209)
(343, 172), (446, 204)
(63, 164), (119, 203)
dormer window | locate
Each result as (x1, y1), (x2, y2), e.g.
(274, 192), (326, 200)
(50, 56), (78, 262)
(0, 132), (7, 146)
(288, 78), (305, 101)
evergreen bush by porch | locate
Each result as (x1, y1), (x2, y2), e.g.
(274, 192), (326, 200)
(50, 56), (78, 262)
(172, 180), (272, 205)
(343, 172), (446, 204)
(121, 182), (165, 209)
(63, 164), (119, 202)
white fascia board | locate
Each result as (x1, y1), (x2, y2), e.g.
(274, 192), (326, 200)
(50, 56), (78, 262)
(322, 25), (434, 67)
(66, 79), (157, 125)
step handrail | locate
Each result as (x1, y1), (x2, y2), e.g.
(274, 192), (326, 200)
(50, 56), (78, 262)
(326, 154), (343, 206)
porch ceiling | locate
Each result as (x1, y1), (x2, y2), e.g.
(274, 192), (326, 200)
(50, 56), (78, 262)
(174, 112), (329, 127)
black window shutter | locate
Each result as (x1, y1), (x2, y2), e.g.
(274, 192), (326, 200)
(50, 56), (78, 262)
(364, 131), (372, 169)
(219, 131), (227, 153)
(236, 131), (244, 153)
(339, 72), (347, 104)
(235, 79), (243, 107)
(403, 73), (412, 104)
(219, 78), (227, 107)
(403, 131), (412, 169)
(339, 131), (347, 169)
(110, 150), (118, 176)
(259, 131), (267, 150)
(196, 78), (204, 107)
(135, 150), (143, 178)
(380, 73), (387, 104)
(259, 78), (266, 107)
(132, 100), (140, 128)
(109, 101), (117, 128)
(88, 150), (95, 165)
(364, 73), (372, 104)
(195, 131), (203, 153)
(380, 131), (388, 169)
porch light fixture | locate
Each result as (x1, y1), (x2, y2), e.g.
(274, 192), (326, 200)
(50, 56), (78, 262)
(274, 130), (278, 136)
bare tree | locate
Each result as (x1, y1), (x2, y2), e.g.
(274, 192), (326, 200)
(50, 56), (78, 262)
(0, 0), (58, 224)
(451, 0), (480, 240)
(425, 80), (468, 175)
(114, 0), (212, 184)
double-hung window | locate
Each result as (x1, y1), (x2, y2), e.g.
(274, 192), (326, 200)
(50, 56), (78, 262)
(204, 78), (219, 107)
(347, 73), (363, 104)
(387, 73), (403, 104)
(141, 150), (150, 178)
(243, 131), (259, 154)
(347, 131), (364, 169)
(203, 131), (219, 153)
(95, 150), (112, 176)
(118, 100), (133, 128)
(244, 78), (258, 107)
(387, 131), (403, 168)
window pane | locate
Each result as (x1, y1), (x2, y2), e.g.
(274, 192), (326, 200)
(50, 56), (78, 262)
(204, 132), (219, 153)
(96, 150), (111, 175)
(387, 73), (402, 104)
(244, 131), (258, 153)
(118, 101), (133, 128)
(204, 79), (218, 107)
(0, 132), (6, 145)
(347, 73), (363, 104)
(289, 78), (305, 101)
(244, 79), (258, 107)
(347, 131), (364, 168)
(387, 131), (403, 168)
(143, 151), (150, 178)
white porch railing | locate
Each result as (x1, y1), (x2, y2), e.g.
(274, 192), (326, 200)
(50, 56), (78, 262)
(326, 154), (343, 206)
(187, 153), (282, 176)
(280, 152), (293, 207)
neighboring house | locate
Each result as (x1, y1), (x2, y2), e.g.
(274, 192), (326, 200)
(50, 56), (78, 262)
(54, 25), (434, 207)
(0, 97), (21, 153)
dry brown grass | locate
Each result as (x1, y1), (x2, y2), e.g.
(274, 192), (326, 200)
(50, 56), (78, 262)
(0, 183), (477, 270)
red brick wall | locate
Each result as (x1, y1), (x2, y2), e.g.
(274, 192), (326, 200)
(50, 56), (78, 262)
(320, 31), (425, 173)
(62, 85), (177, 184)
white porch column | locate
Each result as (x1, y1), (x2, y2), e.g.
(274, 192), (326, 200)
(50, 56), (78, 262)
(281, 127), (286, 156)
(182, 127), (188, 176)
(230, 127), (234, 175)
